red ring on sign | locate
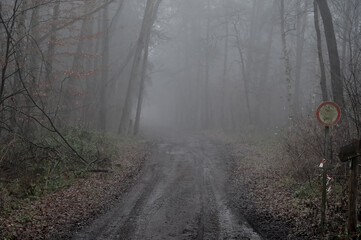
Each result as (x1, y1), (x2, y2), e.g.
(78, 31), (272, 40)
(316, 101), (341, 126)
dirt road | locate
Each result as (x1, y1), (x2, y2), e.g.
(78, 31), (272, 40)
(70, 135), (261, 240)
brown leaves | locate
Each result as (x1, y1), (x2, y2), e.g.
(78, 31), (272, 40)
(0, 141), (150, 240)
(229, 139), (350, 239)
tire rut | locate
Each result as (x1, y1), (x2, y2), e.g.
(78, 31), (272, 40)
(69, 135), (261, 240)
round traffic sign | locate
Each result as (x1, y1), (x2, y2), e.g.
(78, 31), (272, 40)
(316, 101), (341, 126)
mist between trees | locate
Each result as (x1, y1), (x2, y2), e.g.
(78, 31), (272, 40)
(0, 0), (360, 166)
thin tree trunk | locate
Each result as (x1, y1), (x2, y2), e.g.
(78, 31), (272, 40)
(98, 1), (110, 131)
(133, 42), (149, 136)
(204, 0), (211, 129)
(29, 1), (40, 84)
(294, 1), (308, 119)
(314, 0), (328, 101)
(11, 1), (28, 128)
(280, 0), (293, 126)
(239, 47), (252, 126)
(341, 1), (351, 76)
(316, 0), (345, 108)
(82, 19), (94, 128)
(255, 0), (276, 127)
(221, 17), (229, 129)
(233, 22), (252, 125)
(22, 1), (37, 134)
(87, 11), (102, 129)
(45, 1), (60, 83)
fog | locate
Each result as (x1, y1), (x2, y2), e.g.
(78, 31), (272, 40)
(143, 0), (317, 132)
(2, 1), (361, 238)
(0, 0), (358, 136)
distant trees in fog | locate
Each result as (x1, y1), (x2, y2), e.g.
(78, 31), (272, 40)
(0, 0), (360, 138)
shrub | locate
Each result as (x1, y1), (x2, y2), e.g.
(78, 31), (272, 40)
(0, 126), (120, 211)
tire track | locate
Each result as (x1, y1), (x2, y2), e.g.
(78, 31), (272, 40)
(70, 135), (261, 240)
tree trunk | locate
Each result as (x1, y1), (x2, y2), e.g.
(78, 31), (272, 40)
(316, 0), (345, 108)
(221, 16), (229, 129)
(294, 1), (308, 119)
(10, 1), (28, 128)
(348, 157), (359, 238)
(255, 0), (276, 127)
(280, 0), (293, 126)
(118, 0), (158, 134)
(45, 1), (60, 83)
(203, 0), (211, 129)
(98, 1), (110, 131)
(82, 19), (94, 128)
(233, 23), (252, 126)
(28, 1), (40, 84)
(341, 1), (351, 76)
(133, 0), (161, 135)
(313, 0), (328, 102)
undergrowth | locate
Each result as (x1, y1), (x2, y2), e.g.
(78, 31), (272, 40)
(207, 121), (360, 238)
(0, 126), (127, 215)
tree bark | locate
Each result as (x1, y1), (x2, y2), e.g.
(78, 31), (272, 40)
(280, 0), (293, 126)
(316, 0), (345, 108)
(28, 1), (40, 84)
(294, 1), (308, 119)
(348, 157), (359, 238)
(313, 0), (328, 102)
(45, 1), (60, 83)
(341, 1), (351, 76)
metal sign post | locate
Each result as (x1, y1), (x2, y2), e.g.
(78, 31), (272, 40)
(316, 102), (341, 230)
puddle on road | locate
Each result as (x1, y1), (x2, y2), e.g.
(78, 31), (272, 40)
(158, 143), (170, 148)
(158, 143), (186, 155)
(166, 150), (185, 155)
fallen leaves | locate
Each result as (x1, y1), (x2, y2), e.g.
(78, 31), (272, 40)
(228, 139), (350, 239)
(0, 141), (151, 240)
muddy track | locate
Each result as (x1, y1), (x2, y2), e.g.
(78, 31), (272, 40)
(67, 135), (261, 240)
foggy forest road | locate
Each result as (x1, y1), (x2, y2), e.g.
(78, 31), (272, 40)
(71, 135), (261, 240)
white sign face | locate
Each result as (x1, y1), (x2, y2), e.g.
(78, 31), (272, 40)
(316, 102), (341, 126)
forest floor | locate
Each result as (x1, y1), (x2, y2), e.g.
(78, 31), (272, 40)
(56, 133), (262, 240)
(0, 140), (150, 240)
(1, 130), (348, 239)
(207, 130), (349, 240)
